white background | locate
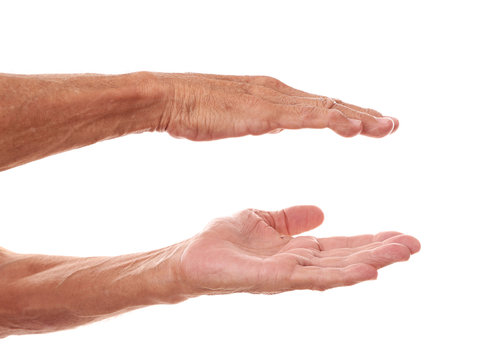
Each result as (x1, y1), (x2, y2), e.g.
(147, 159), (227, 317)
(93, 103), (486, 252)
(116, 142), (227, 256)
(1, 0), (486, 358)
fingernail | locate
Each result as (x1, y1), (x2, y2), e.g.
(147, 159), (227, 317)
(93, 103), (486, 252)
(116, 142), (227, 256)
(378, 117), (395, 134)
(389, 117), (400, 132)
(378, 116), (394, 125)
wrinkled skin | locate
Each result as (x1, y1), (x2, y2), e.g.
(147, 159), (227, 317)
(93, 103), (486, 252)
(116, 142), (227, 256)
(0, 72), (398, 171)
(176, 206), (419, 296)
(0, 73), (412, 338)
(155, 73), (399, 140)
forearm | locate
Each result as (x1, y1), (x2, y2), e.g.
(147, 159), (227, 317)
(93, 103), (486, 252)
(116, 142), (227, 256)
(0, 72), (166, 171)
(0, 244), (186, 338)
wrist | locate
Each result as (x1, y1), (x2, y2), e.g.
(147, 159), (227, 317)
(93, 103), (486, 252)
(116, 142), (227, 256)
(128, 71), (173, 133)
(142, 242), (192, 305)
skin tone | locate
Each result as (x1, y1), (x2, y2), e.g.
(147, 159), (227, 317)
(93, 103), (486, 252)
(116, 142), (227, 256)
(0, 72), (417, 338)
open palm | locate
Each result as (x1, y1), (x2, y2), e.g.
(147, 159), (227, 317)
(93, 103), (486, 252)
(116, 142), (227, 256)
(177, 206), (420, 296)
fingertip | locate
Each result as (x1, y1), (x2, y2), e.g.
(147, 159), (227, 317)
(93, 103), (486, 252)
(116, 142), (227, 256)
(301, 205), (325, 230)
(384, 234), (421, 255)
(390, 117), (400, 133)
(279, 205), (325, 235)
(362, 264), (379, 280)
(308, 205), (325, 226)
(378, 243), (411, 262)
(382, 116), (399, 135)
(376, 117), (395, 137)
(408, 236), (421, 254)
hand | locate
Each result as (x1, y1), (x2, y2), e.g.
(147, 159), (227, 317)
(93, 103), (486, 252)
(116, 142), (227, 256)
(155, 73), (399, 140)
(173, 206), (420, 297)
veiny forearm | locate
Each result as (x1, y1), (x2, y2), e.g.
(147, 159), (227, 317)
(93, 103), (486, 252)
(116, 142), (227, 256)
(0, 72), (165, 171)
(0, 244), (186, 338)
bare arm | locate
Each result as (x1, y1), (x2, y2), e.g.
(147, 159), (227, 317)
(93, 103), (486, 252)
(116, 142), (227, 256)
(0, 206), (420, 338)
(0, 72), (398, 171)
(0, 72), (164, 171)
(0, 244), (185, 338)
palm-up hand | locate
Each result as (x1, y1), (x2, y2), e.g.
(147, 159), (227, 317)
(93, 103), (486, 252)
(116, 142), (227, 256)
(176, 206), (420, 297)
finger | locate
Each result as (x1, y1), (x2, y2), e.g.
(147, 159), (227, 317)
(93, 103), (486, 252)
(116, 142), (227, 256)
(312, 243), (411, 269)
(317, 234), (421, 257)
(239, 76), (394, 132)
(238, 88), (363, 137)
(334, 104), (394, 137)
(317, 234), (375, 250)
(333, 99), (383, 117)
(253, 78), (398, 134)
(269, 104), (362, 137)
(333, 99), (399, 133)
(374, 231), (404, 241)
(269, 99), (390, 138)
(251, 91), (376, 138)
(380, 234), (420, 253)
(289, 263), (377, 291)
(195, 73), (398, 136)
(255, 205), (324, 236)
(317, 232), (402, 250)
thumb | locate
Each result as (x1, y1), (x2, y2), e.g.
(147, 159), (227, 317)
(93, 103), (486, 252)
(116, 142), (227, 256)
(262, 205), (324, 235)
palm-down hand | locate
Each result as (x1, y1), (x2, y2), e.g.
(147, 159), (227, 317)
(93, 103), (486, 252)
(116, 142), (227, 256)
(155, 73), (399, 140)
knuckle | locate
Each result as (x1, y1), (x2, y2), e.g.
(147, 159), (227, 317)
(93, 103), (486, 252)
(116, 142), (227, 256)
(234, 208), (256, 222)
(321, 97), (337, 109)
(327, 108), (343, 122)
(297, 236), (321, 250)
(243, 207), (259, 216)
(257, 75), (283, 89)
(247, 208), (274, 225)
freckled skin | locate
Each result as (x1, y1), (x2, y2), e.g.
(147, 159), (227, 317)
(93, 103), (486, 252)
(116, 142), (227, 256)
(0, 72), (412, 338)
